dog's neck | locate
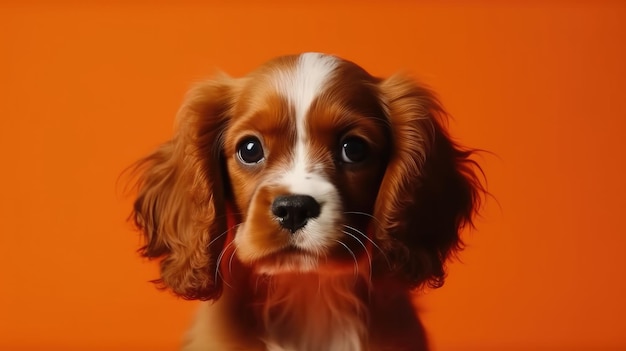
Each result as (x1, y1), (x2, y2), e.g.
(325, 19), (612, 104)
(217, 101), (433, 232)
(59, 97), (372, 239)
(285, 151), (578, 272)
(250, 272), (370, 351)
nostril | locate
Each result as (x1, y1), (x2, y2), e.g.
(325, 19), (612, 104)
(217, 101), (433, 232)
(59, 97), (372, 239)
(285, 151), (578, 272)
(271, 195), (321, 233)
(272, 205), (288, 219)
(271, 197), (292, 219)
(297, 196), (321, 219)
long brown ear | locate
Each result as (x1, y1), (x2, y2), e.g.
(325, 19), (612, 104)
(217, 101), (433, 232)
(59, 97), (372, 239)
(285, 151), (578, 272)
(130, 77), (237, 300)
(374, 74), (484, 289)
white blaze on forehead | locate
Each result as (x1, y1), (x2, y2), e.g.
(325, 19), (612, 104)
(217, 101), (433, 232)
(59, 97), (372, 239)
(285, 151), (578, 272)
(272, 52), (338, 189)
(270, 53), (342, 254)
(285, 52), (338, 128)
(272, 53), (338, 127)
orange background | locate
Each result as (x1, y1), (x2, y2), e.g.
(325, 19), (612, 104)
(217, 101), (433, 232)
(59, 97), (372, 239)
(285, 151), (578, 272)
(1, 1), (625, 350)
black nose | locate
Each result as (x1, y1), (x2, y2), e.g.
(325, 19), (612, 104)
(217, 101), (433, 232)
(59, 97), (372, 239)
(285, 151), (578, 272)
(271, 195), (321, 233)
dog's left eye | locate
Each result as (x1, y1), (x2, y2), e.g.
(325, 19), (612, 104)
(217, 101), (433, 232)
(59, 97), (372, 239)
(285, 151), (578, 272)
(237, 137), (265, 164)
(340, 137), (369, 164)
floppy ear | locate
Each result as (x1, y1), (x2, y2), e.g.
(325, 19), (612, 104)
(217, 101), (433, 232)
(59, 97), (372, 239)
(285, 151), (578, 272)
(130, 77), (237, 300)
(374, 74), (484, 289)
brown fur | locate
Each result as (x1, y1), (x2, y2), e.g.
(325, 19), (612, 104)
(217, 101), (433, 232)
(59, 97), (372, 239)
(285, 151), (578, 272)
(129, 54), (484, 350)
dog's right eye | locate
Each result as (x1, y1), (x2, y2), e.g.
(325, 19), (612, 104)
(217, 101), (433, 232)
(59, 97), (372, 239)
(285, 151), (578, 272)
(340, 136), (369, 164)
(237, 137), (265, 164)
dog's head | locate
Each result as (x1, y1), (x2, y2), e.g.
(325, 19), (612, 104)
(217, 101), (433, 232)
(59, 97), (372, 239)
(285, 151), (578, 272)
(131, 53), (483, 300)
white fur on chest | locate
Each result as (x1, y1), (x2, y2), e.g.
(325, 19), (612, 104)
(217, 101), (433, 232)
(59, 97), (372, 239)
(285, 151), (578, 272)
(261, 274), (368, 351)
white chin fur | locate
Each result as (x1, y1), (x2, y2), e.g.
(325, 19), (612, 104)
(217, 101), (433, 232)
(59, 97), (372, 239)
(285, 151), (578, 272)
(255, 255), (320, 275)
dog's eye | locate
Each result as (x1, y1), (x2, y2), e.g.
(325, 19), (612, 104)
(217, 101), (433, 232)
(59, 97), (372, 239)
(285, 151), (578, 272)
(340, 137), (369, 164)
(237, 137), (265, 164)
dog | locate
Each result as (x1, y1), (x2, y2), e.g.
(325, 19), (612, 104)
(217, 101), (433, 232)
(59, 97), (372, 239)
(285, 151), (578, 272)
(130, 52), (483, 351)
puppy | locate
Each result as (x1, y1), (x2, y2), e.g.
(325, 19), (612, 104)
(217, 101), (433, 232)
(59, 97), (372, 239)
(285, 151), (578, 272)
(131, 53), (483, 351)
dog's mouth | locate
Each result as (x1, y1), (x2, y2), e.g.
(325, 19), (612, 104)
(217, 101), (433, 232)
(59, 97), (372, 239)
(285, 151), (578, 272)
(253, 245), (319, 274)
(252, 243), (368, 275)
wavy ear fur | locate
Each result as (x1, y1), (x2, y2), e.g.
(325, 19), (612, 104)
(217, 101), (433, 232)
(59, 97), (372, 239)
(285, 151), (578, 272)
(131, 77), (237, 300)
(375, 74), (484, 289)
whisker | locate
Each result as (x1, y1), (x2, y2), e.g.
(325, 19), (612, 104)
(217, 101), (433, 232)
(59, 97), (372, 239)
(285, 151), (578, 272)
(208, 230), (228, 248)
(343, 224), (392, 270)
(333, 239), (359, 284)
(208, 223), (242, 247)
(344, 211), (383, 229)
(342, 229), (372, 284)
(211, 223), (242, 290)
(214, 241), (235, 289)
(228, 246), (238, 276)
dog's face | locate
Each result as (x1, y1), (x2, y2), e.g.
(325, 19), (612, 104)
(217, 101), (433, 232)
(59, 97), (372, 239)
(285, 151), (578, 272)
(224, 54), (390, 274)
(131, 53), (482, 300)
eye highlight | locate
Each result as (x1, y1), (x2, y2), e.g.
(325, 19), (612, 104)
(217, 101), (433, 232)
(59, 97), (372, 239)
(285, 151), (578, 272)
(237, 137), (265, 164)
(340, 136), (369, 164)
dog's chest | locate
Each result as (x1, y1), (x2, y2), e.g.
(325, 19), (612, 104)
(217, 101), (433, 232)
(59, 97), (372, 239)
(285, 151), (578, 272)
(259, 276), (368, 351)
